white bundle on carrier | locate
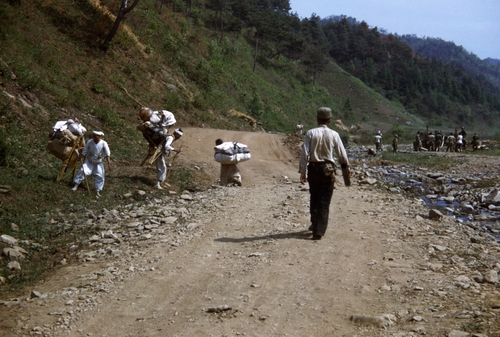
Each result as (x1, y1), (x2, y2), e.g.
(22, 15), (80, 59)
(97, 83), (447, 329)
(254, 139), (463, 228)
(150, 110), (176, 128)
(214, 142), (251, 164)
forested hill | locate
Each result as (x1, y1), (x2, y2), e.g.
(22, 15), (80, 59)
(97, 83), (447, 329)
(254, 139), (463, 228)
(315, 17), (500, 128)
(1, 0), (500, 140)
(398, 34), (500, 94)
(485, 58), (500, 66)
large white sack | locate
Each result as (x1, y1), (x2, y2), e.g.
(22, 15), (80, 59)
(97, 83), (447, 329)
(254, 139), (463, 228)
(160, 110), (176, 127)
(214, 152), (251, 164)
(214, 142), (250, 155)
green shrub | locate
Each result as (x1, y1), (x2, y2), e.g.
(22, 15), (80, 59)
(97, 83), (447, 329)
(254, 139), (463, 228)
(170, 167), (193, 191)
(92, 83), (104, 94)
(353, 130), (374, 145)
(380, 152), (459, 170)
(339, 131), (350, 146)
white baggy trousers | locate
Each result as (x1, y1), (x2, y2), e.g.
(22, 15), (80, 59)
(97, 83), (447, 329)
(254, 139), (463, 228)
(74, 160), (105, 191)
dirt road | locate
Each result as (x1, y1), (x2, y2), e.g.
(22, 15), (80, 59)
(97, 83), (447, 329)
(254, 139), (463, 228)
(1, 128), (499, 337)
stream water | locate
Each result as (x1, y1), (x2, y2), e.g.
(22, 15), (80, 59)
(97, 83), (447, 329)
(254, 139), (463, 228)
(379, 166), (500, 240)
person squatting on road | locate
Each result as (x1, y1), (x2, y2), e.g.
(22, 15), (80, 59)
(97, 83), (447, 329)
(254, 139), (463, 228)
(299, 107), (350, 241)
(155, 128), (183, 189)
(72, 131), (112, 198)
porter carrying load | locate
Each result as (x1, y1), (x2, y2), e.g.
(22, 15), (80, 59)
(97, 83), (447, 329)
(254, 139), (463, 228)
(47, 119), (87, 182)
(214, 139), (249, 186)
(136, 107), (177, 166)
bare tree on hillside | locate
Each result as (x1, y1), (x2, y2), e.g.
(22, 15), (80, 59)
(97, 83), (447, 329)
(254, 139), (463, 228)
(101, 0), (141, 51)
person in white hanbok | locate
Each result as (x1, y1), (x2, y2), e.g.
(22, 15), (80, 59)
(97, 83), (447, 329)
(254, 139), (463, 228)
(155, 128), (183, 189)
(72, 131), (112, 197)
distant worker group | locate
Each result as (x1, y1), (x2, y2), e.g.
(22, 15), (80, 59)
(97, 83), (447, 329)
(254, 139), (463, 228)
(414, 126), (481, 152)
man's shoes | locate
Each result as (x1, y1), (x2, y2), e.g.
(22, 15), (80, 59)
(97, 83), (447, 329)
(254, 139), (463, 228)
(96, 190), (101, 198)
(71, 184), (79, 192)
(156, 182), (163, 190)
(312, 235), (322, 240)
(308, 224), (314, 231)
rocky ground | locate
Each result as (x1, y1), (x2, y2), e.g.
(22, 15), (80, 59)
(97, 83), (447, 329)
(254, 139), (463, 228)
(1, 128), (500, 337)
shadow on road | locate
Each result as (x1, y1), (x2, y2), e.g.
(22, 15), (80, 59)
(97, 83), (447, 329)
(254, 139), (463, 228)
(214, 230), (312, 243)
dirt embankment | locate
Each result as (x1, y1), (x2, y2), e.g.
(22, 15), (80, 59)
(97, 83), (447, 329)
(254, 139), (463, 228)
(1, 128), (499, 337)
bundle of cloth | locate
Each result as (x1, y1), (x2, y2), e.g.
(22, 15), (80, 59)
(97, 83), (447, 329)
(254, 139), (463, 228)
(47, 119), (86, 161)
(137, 108), (177, 147)
(214, 142), (251, 164)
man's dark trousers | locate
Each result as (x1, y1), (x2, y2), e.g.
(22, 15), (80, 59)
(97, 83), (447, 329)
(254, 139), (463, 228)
(307, 162), (334, 237)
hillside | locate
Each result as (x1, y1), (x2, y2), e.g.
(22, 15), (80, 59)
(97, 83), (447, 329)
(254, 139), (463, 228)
(399, 35), (500, 94)
(0, 0), (406, 291)
(1, 3), (500, 335)
(485, 58), (500, 66)
(1, 0), (499, 296)
(0, 1), (415, 152)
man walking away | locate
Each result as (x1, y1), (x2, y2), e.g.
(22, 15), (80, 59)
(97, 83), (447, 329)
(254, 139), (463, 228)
(72, 131), (112, 198)
(299, 107), (350, 240)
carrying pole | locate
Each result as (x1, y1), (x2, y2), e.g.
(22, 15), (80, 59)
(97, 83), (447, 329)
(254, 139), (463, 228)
(57, 136), (82, 182)
(80, 156), (91, 194)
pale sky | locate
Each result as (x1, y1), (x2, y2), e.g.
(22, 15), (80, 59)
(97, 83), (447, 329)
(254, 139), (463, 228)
(290, 0), (500, 60)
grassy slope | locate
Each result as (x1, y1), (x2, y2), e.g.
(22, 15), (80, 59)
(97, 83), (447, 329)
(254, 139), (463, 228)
(0, 0), (419, 291)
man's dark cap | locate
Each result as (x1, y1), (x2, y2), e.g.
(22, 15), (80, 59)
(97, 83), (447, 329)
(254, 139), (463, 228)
(317, 107), (332, 119)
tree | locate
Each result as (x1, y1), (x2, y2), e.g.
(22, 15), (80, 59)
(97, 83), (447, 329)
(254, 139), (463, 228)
(342, 98), (353, 120)
(101, 0), (141, 51)
(302, 44), (329, 84)
(207, 0), (229, 42)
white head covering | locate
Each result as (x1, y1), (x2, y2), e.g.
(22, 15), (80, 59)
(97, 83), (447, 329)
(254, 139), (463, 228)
(67, 119), (75, 124)
(92, 130), (104, 136)
(174, 128), (183, 136)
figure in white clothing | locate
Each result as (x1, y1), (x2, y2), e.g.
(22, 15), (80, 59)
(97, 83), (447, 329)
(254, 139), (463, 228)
(72, 131), (112, 198)
(296, 123), (304, 135)
(375, 132), (382, 152)
(48, 118), (88, 182)
(138, 107), (176, 147)
(155, 128), (183, 189)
